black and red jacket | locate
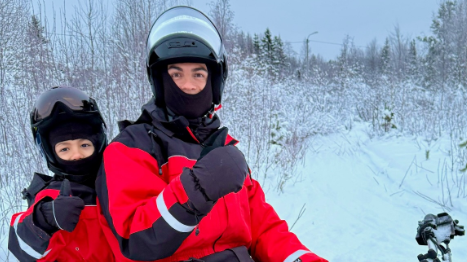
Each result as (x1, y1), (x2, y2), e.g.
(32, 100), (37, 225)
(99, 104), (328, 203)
(8, 173), (115, 261)
(96, 99), (327, 262)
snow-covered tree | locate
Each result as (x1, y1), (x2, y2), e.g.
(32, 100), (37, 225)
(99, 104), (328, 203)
(407, 40), (418, 80)
(208, 0), (236, 52)
(380, 38), (391, 76)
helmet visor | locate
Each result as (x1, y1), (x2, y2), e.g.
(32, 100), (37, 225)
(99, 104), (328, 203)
(147, 6), (223, 65)
(32, 87), (98, 123)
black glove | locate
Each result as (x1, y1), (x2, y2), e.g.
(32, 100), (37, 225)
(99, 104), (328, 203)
(193, 145), (248, 201)
(36, 179), (85, 233)
(181, 128), (248, 215)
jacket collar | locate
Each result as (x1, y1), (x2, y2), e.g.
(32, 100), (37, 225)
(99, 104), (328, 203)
(138, 98), (221, 144)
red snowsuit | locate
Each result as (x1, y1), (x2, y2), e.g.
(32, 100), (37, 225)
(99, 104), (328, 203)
(96, 100), (328, 262)
(8, 173), (115, 261)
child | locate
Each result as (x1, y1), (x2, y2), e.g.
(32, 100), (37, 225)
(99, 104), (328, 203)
(8, 86), (114, 261)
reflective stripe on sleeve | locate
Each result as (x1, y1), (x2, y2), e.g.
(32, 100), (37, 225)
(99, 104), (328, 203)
(13, 214), (52, 259)
(284, 250), (312, 262)
(156, 190), (196, 232)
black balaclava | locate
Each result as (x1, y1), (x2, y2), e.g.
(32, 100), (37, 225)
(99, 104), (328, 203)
(162, 69), (213, 119)
(48, 121), (102, 186)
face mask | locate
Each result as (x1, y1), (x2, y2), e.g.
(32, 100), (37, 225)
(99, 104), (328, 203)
(55, 148), (102, 177)
(162, 70), (213, 119)
(49, 121), (102, 177)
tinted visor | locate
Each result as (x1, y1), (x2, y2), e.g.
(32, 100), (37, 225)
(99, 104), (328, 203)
(32, 87), (98, 123)
(147, 6), (224, 65)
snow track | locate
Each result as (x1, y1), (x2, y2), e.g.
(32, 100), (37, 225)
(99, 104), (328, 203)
(268, 123), (467, 262)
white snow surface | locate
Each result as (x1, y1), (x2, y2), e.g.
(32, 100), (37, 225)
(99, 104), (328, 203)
(1, 122), (466, 261)
(267, 122), (467, 262)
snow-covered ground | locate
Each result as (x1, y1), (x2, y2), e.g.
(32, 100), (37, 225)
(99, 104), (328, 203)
(1, 122), (466, 261)
(269, 122), (467, 262)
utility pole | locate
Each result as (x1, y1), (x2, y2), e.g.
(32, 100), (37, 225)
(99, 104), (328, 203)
(306, 31), (318, 71)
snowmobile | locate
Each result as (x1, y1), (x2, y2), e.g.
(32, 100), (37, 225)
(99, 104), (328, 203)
(416, 212), (464, 262)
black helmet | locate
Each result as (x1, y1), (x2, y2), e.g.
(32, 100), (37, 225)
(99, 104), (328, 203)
(146, 6), (228, 107)
(30, 86), (107, 176)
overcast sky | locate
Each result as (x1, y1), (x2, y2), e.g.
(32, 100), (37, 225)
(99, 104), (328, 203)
(192, 0), (441, 60)
(38, 0), (442, 60)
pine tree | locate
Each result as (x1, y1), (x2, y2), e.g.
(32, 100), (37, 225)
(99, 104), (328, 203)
(364, 39), (380, 86)
(335, 35), (353, 89)
(408, 39), (419, 82)
(420, 0), (459, 89)
(253, 33), (261, 56)
(25, 15), (54, 92)
(261, 28), (274, 65)
(28, 15), (48, 44)
(380, 38), (391, 75)
(272, 35), (287, 77)
(420, 36), (439, 89)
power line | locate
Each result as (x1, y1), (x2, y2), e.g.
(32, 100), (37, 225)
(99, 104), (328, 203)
(286, 39), (364, 48)
(286, 39), (343, 46)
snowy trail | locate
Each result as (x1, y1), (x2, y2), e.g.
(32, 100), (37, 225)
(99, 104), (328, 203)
(1, 124), (466, 261)
(268, 124), (467, 262)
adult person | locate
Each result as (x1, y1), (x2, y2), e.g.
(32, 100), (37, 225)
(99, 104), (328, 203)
(96, 6), (327, 262)
(8, 87), (114, 261)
